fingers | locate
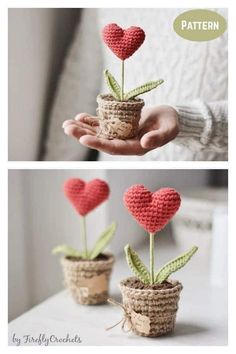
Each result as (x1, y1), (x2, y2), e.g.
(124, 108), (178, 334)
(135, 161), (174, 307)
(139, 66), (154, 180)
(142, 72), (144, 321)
(75, 113), (99, 126)
(63, 111), (150, 155)
(63, 121), (97, 139)
(62, 112), (99, 139)
(140, 128), (169, 149)
(62, 119), (76, 129)
(63, 109), (178, 154)
(140, 123), (179, 149)
(140, 114), (179, 149)
(79, 135), (147, 155)
(74, 112), (91, 121)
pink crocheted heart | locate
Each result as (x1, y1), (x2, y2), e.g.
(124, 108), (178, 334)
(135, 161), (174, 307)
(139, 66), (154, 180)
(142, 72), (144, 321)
(64, 178), (110, 216)
(124, 185), (181, 233)
(102, 23), (145, 60)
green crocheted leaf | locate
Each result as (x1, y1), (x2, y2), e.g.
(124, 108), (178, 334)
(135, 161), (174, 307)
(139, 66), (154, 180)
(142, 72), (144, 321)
(154, 246), (198, 284)
(104, 69), (121, 100)
(89, 222), (116, 260)
(124, 244), (150, 284)
(125, 79), (164, 100)
(52, 244), (81, 258)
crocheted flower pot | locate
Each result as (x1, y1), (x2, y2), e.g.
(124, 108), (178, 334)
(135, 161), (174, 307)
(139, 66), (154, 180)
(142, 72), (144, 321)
(120, 277), (183, 337)
(96, 94), (144, 140)
(61, 253), (114, 305)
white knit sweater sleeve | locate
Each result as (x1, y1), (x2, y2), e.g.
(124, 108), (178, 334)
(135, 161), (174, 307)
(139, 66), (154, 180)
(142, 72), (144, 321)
(173, 100), (228, 152)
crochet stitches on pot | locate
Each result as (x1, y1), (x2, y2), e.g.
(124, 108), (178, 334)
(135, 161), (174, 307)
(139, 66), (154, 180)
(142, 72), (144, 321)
(120, 277), (183, 337)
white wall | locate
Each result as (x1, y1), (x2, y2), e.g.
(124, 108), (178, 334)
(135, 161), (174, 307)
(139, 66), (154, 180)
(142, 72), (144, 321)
(106, 169), (209, 253)
(8, 169), (210, 321)
(8, 9), (79, 160)
(8, 169), (107, 321)
(8, 171), (31, 320)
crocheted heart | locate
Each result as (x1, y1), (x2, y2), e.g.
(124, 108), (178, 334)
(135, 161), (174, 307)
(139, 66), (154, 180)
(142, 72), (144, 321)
(64, 178), (110, 216)
(124, 185), (181, 233)
(102, 23), (145, 60)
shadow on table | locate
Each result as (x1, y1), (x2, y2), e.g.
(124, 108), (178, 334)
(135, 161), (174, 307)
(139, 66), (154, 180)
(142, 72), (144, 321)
(107, 291), (209, 340)
(168, 322), (209, 338)
(109, 291), (123, 303)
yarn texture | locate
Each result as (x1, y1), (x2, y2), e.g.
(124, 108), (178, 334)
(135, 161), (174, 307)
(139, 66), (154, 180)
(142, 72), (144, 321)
(120, 277), (183, 337)
(44, 9), (227, 161)
(102, 23), (145, 60)
(61, 253), (114, 305)
(97, 94), (144, 139)
(124, 185), (181, 233)
(64, 178), (110, 216)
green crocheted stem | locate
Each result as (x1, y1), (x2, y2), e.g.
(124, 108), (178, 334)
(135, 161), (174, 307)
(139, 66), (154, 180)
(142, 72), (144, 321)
(124, 244), (150, 284)
(121, 60), (125, 100)
(80, 216), (88, 259)
(149, 232), (155, 284)
(154, 246), (198, 284)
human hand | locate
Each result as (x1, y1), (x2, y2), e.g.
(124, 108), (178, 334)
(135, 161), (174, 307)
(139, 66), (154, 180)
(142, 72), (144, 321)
(62, 105), (179, 156)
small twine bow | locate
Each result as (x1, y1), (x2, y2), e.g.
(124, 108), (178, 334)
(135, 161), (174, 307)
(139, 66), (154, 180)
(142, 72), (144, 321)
(106, 298), (134, 332)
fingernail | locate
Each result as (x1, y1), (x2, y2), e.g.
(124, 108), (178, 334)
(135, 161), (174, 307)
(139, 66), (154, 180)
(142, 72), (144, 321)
(62, 120), (74, 128)
(62, 121), (68, 128)
(74, 114), (81, 121)
(64, 126), (74, 136)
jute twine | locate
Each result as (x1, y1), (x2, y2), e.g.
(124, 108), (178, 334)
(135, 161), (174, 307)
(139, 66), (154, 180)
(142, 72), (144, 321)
(61, 253), (114, 305)
(96, 94), (144, 140)
(119, 277), (183, 337)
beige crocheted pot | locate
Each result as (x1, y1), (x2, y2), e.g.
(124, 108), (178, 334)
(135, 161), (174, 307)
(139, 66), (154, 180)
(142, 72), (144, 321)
(120, 277), (183, 337)
(96, 94), (144, 140)
(61, 253), (114, 305)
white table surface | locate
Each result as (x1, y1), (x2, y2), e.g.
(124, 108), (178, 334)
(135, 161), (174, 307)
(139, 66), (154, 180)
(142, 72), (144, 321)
(9, 243), (228, 346)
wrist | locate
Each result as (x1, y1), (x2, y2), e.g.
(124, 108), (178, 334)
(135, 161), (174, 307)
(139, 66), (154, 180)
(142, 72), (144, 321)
(174, 101), (213, 145)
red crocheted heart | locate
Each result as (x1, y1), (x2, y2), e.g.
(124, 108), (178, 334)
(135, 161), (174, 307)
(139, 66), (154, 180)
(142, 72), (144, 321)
(64, 178), (110, 216)
(124, 185), (181, 233)
(102, 23), (145, 60)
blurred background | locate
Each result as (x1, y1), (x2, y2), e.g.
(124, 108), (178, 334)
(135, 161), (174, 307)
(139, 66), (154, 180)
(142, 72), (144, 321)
(8, 8), (81, 161)
(8, 8), (227, 161)
(8, 169), (228, 322)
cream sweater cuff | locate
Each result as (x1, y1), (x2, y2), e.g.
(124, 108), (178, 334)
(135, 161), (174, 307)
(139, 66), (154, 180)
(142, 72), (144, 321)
(175, 100), (213, 146)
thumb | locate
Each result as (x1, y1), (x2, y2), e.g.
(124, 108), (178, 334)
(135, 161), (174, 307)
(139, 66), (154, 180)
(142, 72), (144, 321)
(140, 129), (166, 149)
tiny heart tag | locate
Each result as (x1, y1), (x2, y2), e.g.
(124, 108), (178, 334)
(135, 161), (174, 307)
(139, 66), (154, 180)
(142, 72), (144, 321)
(131, 311), (150, 335)
(102, 23), (145, 60)
(124, 185), (181, 233)
(64, 178), (110, 216)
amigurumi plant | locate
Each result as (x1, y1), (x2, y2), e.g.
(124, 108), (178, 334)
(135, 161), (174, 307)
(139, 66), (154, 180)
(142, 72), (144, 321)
(123, 185), (197, 285)
(97, 23), (164, 140)
(52, 178), (116, 305)
(114, 184), (198, 337)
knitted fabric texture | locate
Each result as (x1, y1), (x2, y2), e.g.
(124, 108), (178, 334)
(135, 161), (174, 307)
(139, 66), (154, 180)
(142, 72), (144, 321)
(44, 9), (227, 162)
(102, 23), (145, 60)
(124, 185), (181, 233)
(97, 94), (144, 139)
(120, 277), (183, 337)
(61, 254), (114, 305)
(64, 178), (110, 216)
